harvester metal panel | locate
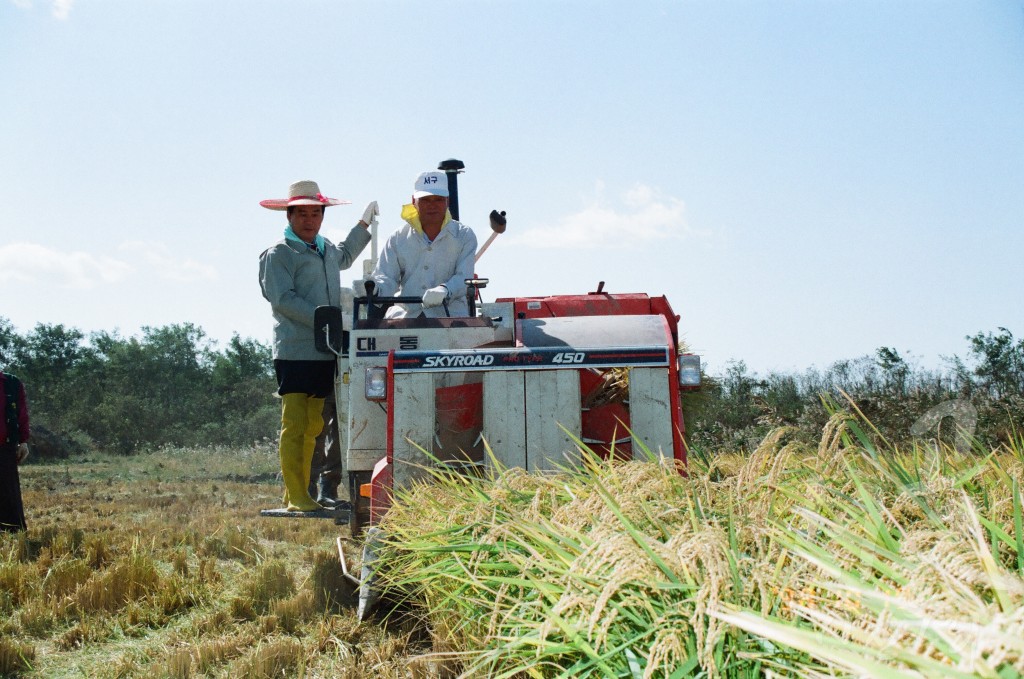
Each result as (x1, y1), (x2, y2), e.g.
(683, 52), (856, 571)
(483, 371), (527, 469)
(627, 367), (674, 460)
(517, 314), (670, 349)
(525, 370), (581, 471)
(348, 323), (497, 472)
(391, 372), (434, 489)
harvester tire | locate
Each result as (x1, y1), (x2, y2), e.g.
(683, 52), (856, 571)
(348, 470), (372, 537)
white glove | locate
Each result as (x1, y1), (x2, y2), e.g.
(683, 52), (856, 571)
(422, 285), (448, 308)
(15, 443), (29, 464)
(360, 201), (379, 228)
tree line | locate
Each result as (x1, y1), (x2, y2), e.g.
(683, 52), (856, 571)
(683, 328), (1024, 452)
(1, 316), (1021, 456)
(0, 318), (277, 455)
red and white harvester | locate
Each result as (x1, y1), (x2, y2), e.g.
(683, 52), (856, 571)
(294, 159), (700, 616)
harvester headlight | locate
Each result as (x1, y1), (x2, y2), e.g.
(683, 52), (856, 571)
(678, 354), (701, 388)
(365, 367), (387, 401)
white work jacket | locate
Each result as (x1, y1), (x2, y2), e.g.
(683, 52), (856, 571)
(372, 212), (477, 318)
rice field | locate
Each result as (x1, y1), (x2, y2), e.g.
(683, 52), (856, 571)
(0, 444), (422, 678)
(3, 407), (1023, 677)
(374, 410), (1024, 678)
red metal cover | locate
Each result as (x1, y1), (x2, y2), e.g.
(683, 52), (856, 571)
(496, 292), (681, 347)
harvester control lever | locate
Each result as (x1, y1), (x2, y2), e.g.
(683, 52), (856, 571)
(465, 277), (490, 317)
(354, 293), (433, 320)
(360, 280), (388, 320)
(475, 210), (507, 263)
(489, 210), (507, 230)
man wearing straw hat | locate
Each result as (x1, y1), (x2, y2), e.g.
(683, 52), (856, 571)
(259, 180), (376, 512)
(372, 170), (477, 318)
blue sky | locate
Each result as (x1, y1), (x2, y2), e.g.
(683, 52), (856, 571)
(2, 1), (1022, 375)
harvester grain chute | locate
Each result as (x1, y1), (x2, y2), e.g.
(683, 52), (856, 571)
(263, 158), (702, 620)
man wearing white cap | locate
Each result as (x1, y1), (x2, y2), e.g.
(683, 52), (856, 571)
(258, 181), (376, 512)
(372, 171), (478, 318)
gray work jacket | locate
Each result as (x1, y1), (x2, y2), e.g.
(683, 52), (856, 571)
(259, 226), (371, 360)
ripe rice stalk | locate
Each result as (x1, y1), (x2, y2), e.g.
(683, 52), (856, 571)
(71, 540), (162, 615)
(582, 367), (629, 409)
(722, 521), (1024, 677)
(18, 597), (56, 637)
(41, 555), (92, 612)
(0, 637), (36, 675)
(161, 647), (192, 679)
(270, 589), (316, 633)
(229, 637), (305, 679)
(737, 443), (1024, 675)
(193, 633), (251, 673)
(309, 547), (357, 612)
(373, 406), (1024, 677)
(378, 445), (799, 677)
(0, 558), (39, 609)
(231, 558), (296, 619)
(712, 606), (971, 679)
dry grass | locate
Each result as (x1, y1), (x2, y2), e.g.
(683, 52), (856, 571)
(0, 443), (423, 678)
(0, 636), (35, 675)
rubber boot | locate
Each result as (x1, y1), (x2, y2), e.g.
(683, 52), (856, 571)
(317, 477), (352, 512)
(303, 396), (326, 498)
(279, 393), (322, 512)
(316, 476), (339, 506)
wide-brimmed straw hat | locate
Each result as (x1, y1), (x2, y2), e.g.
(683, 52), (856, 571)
(259, 180), (351, 211)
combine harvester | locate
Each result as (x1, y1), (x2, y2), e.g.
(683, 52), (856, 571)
(264, 158), (702, 618)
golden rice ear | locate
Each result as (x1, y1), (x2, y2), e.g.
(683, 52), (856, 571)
(370, 419), (1024, 677)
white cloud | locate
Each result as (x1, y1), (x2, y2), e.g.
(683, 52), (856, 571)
(0, 242), (132, 289)
(0, 241), (217, 289)
(8, 0), (73, 18)
(118, 241), (219, 283)
(52, 0), (73, 20)
(510, 182), (693, 249)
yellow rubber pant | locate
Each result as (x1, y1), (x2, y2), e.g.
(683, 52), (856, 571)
(279, 393), (326, 511)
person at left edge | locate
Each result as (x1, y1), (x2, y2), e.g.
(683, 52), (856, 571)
(1, 371), (31, 532)
(258, 180), (376, 512)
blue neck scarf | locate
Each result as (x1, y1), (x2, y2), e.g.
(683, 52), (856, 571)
(284, 226), (324, 256)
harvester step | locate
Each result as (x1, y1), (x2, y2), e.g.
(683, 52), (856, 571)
(260, 507), (350, 524)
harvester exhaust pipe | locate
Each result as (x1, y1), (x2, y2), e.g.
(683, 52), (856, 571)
(437, 158), (508, 263)
(438, 158), (465, 220)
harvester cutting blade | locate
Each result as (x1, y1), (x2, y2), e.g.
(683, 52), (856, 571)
(357, 526), (384, 621)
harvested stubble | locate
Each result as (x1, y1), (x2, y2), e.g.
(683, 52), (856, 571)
(0, 444), (422, 678)
(376, 412), (1024, 678)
